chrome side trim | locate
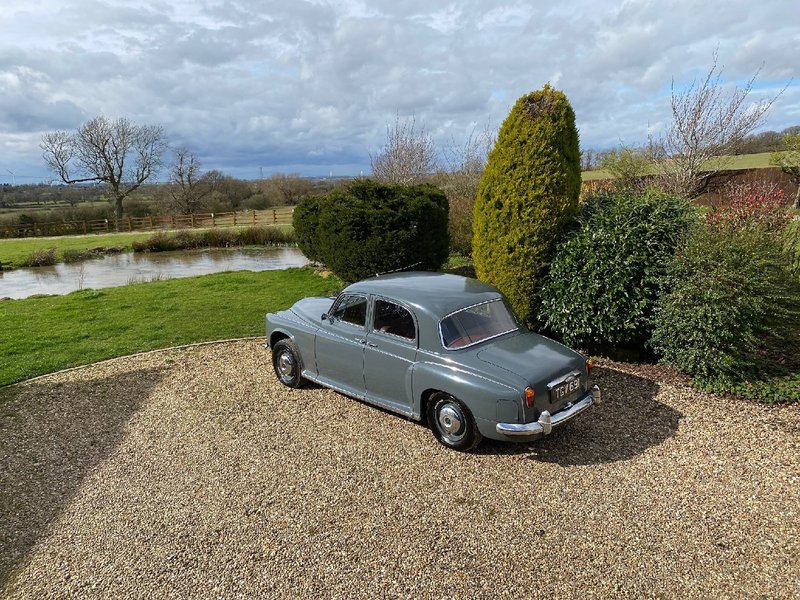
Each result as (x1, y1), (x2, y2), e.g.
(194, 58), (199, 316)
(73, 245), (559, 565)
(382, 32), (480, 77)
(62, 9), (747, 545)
(302, 371), (416, 419)
(496, 393), (594, 436)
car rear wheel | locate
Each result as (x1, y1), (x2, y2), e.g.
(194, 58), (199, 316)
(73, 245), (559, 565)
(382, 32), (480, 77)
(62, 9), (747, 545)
(272, 339), (306, 388)
(427, 392), (482, 451)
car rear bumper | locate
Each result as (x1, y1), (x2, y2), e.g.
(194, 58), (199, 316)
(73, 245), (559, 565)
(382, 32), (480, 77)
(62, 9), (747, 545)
(495, 385), (600, 436)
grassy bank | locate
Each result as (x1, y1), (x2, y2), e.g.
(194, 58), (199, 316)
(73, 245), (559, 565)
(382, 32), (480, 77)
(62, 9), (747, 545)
(0, 268), (342, 387)
(0, 225), (295, 269)
(0, 231), (155, 269)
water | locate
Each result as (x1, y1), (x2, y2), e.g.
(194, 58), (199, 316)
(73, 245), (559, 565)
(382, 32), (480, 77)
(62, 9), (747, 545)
(0, 247), (309, 300)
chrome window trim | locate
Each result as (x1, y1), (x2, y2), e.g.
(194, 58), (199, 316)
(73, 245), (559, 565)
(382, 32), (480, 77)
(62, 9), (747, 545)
(327, 293), (369, 329)
(438, 298), (520, 351)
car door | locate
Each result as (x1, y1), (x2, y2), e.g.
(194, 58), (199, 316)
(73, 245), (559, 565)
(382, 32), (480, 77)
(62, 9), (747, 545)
(315, 293), (368, 398)
(363, 298), (417, 415)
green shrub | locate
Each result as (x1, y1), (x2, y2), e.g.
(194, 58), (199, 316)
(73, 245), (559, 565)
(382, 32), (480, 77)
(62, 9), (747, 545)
(472, 85), (581, 324)
(783, 218), (800, 279)
(293, 196), (324, 262)
(308, 179), (449, 282)
(539, 190), (695, 349)
(651, 224), (800, 383)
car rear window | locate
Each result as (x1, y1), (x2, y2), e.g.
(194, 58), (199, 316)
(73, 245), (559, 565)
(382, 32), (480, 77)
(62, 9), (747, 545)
(440, 299), (518, 349)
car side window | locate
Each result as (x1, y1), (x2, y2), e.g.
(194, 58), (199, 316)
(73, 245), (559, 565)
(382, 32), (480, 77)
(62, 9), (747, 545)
(330, 294), (368, 327)
(373, 299), (415, 341)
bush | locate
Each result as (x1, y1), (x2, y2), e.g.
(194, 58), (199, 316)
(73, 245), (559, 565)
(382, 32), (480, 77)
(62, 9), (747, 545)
(651, 223), (800, 384)
(472, 85), (581, 324)
(132, 226), (293, 253)
(782, 218), (800, 280)
(446, 192), (475, 257)
(538, 190), (695, 349)
(24, 247), (58, 267)
(295, 179), (449, 282)
(293, 196), (324, 262)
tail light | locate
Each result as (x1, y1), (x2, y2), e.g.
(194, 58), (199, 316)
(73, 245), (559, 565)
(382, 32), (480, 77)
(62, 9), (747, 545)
(586, 359), (594, 376)
(524, 387), (535, 408)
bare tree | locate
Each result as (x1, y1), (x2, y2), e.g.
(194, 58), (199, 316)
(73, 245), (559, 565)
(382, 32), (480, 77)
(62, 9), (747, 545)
(41, 116), (167, 223)
(370, 116), (438, 184)
(260, 172), (313, 206)
(165, 148), (216, 214)
(657, 52), (782, 197)
(435, 125), (495, 256)
(770, 134), (800, 209)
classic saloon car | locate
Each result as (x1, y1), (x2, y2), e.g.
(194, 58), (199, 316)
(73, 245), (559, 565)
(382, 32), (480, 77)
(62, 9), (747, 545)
(265, 272), (600, 451)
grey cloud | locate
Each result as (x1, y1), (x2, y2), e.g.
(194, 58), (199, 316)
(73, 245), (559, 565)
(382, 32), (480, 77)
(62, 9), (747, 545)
(0, 0), (798, 182)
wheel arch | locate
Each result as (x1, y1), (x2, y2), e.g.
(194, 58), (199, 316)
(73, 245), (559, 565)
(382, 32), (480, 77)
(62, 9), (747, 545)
(269, 330), (292, 349)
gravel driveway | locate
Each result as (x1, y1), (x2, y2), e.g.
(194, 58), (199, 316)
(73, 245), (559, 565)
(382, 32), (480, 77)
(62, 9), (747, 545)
(1, 340), (798, 599)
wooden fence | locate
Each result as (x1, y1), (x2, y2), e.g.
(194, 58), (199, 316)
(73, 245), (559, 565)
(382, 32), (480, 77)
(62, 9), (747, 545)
(0, 207), (295, 239)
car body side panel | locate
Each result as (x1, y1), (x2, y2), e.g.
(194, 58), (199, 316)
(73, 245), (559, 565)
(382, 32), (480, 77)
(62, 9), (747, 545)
(363, 331), (417, 414)
(409, 360), (521, 427)
(266, 310), (316, 366)
(315, 319), (367, 397)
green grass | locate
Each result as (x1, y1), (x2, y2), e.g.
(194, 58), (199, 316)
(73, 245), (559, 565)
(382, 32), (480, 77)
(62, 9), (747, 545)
(0, 231), (154, 268)
(0, 225), (296, 269)
(0, 268), (342, 387)
(581, 152), (778, 182)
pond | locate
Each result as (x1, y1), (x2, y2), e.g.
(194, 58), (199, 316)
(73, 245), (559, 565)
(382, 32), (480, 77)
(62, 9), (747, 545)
(0, 247), (309, 300)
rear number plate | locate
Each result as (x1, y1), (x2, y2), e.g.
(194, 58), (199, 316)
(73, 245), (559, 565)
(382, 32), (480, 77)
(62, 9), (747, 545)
(550, 375), (581, 402)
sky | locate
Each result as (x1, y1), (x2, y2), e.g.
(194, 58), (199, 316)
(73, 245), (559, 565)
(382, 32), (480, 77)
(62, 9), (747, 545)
(1, 0), (798, 183)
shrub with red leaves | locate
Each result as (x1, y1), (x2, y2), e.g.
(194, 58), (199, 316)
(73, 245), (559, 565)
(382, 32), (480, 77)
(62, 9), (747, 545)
(707, 183), (791, 233)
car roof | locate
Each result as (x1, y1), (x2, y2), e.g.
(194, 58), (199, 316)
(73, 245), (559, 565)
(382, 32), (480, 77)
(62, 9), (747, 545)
(343, 272), (503, 320)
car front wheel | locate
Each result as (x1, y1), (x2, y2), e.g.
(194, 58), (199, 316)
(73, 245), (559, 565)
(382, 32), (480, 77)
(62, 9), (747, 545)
(272, 339), (306, 388)
(427, 392), (482, 451)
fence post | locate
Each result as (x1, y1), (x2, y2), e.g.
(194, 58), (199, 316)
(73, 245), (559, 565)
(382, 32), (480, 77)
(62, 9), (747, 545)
(273, 209), (277, 223)
(211, 213), (215, 227)
(233, 212), (237, 226)
(253, 211), (256, 224)
(127, 217), (132, 231)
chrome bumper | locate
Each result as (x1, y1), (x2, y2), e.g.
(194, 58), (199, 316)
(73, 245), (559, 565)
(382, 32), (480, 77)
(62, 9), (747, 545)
(496, 385), (600, 437)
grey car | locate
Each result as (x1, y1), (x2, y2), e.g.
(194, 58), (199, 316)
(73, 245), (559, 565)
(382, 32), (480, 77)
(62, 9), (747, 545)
(265, 272), (600, 451)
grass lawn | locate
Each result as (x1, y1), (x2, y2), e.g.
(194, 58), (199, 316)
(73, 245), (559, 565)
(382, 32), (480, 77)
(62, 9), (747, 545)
(0, 231), (155, 269)
(0, 225), (296, 269)
(0, 268), (342, 387)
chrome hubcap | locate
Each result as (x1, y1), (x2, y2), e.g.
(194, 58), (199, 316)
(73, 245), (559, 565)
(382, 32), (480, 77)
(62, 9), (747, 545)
(278, 352), (294, 379)
(437, 404), (463, 435)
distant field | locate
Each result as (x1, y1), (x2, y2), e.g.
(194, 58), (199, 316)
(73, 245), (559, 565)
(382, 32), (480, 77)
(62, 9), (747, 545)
(582, 152), (778, 182)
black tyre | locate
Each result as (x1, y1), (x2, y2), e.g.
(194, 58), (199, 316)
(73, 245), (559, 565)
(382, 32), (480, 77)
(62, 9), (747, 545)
(427, 392), (482, 451)
(272, 339), (306, 388)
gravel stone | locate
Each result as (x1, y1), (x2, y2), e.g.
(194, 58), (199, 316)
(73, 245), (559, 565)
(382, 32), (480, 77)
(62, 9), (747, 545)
(1, 340), (798, 599)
